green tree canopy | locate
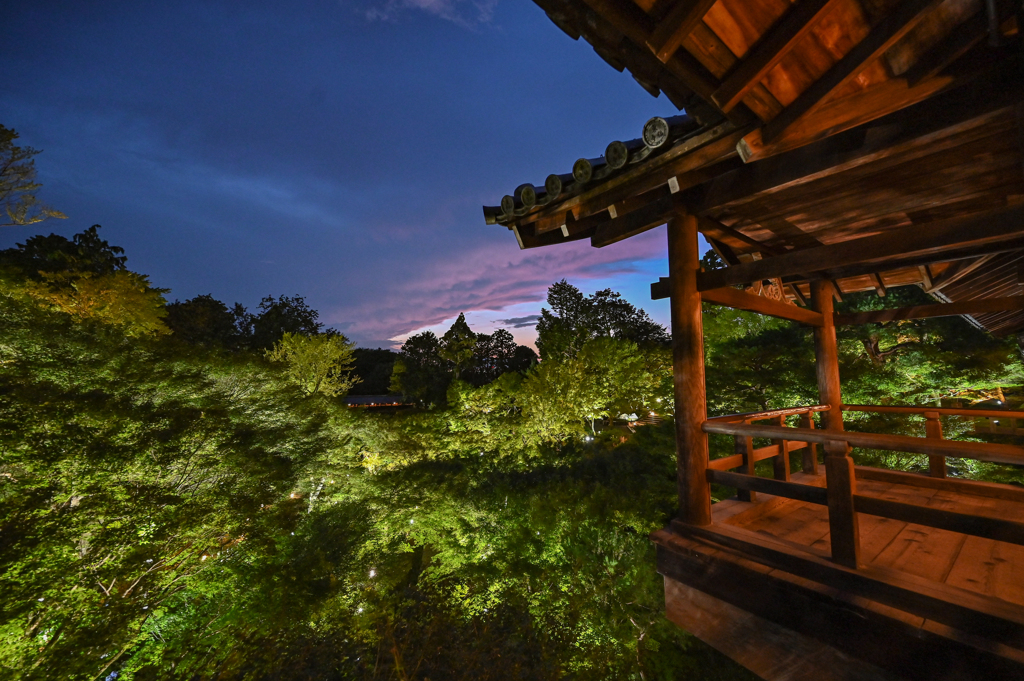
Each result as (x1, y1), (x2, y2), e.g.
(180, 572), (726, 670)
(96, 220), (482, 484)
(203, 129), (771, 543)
(536, 280), (670, 361)
(0, 225), (168, 336)
(266, 331), (360, 397)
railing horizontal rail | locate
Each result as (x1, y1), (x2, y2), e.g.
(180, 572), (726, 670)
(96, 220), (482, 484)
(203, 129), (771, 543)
(707, 468), (1024, 547)
(702, 421), (1024, 465)
(709, 440), (808, 471)
(844, 404), (1024, 419)
(706, 469), (828, 504)
(708, 404), (830, 423)
(854, 467), (1024, 503)
(854, 495), (1024, 547)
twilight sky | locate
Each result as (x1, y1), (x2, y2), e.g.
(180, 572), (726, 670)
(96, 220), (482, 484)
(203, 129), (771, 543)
(0, 0), (703, 348)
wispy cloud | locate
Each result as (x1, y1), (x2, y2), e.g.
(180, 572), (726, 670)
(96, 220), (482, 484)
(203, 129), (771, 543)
(361, 0), (498, 27)
(325, 227), (667, 344)
(498, 314), (540, 328)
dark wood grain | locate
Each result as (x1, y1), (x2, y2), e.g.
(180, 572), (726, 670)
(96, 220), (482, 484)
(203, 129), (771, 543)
(762, 0), (947, 143)
(669, 211), (712, 526)
(835, 295), (1024, 326)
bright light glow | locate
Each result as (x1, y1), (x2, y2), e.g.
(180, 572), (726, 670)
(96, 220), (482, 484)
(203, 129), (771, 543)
(37, 598), (44, 602)
(649, 411), (655, 416)
(369, 569), (376, 578)
(656, 398), (662, 403)
(201, 555), (208, 561)
(357, 607), (363, 613)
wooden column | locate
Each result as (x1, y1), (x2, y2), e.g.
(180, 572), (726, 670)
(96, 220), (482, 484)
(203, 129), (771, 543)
(799, 410), (819, 475)
(668, 211), (712, 526)
(735, 422), (756, 503)
(771, 414), (791, 481)
(811, 280), (844, 432)
(812, 280), (860, 568)
(924, 411), (947, 478)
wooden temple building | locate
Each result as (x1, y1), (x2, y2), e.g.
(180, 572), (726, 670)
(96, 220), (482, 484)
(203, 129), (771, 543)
(483, 0), (1024, 678)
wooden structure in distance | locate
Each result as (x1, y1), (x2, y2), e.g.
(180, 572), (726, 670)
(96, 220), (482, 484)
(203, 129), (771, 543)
(481, 1), (1024, 678)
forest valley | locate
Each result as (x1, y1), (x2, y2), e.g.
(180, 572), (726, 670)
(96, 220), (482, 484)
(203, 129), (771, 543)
(2, 220), (1024, 681)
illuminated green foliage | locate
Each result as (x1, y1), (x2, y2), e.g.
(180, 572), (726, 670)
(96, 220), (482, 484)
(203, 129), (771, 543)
(266, 331), (360, 397)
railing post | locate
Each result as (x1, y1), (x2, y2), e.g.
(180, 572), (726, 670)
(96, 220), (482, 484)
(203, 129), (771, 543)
(825, 439), (861, 568)
(735, 418), (756, 502)
(800, 410), (819, 475)
(812, 280), (859, 567)
(772, 414), (790, 481)
(924, 410), (946, 478)
(668, 211), (711, 526)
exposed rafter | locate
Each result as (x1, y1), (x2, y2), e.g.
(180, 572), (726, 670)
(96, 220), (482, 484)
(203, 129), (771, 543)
(712, 0), (842, 114)
(761, 0), (946, 143)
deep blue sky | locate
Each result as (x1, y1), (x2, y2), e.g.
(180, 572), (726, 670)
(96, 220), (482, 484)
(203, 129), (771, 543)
(1, 0), (694, 347)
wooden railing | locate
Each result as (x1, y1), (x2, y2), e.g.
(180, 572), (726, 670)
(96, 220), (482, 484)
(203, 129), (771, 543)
(701, 404), (1024, 566)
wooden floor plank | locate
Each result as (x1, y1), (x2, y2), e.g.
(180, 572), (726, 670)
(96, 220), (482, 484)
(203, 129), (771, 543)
(869, 523), (968, 583)
(945, 535), (1024, 607)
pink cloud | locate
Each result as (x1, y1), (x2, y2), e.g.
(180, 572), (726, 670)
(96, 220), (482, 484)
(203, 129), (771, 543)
(326, 226), (667, 343)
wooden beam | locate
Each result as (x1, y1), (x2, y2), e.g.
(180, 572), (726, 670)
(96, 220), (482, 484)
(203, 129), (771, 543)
(712, 0), (842, 113)
(669, 212), (712, 526)
(854, 466), (1024, 503)
(905, 10), (989, 86)
(705, 67), (1024, 203)
(701, 421), (1024, 465)
(513, 222), (592, 249)
(663, 521), (1024, 650)
(652, 278), (825, 325)
(870, 272), (887, 297)
(708, 404), (831, 423)
(835, 295), (1024, 325)
(844, 404), (1024, 419)
(591, 195), (673, 248)
(762, 0), (946, 143)
(702, 284), (825, 326)
(577, 0), (719, 100)
(697, 216), (782, 255)
(696, 203), (1024, 291)
(647, 0), (718, 63)
(708, 440), (809, 472)
(706, 469), (828, 505)
(854, 494), (1024, 547)
(926, 254), (996, 292)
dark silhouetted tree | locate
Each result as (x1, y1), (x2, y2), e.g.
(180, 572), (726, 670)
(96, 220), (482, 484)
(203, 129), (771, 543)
(0, 124), (66, 227)
(165, 294), (242, 347)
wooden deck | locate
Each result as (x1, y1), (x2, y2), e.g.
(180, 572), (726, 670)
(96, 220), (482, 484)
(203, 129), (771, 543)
(653, 471), (1024, 681)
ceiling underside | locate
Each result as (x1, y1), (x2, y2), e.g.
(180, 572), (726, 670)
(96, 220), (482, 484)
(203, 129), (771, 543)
(485, 0), (1024, 335)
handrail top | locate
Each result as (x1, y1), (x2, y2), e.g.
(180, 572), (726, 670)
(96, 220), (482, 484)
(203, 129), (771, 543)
(708, 404), (830, 423)
(701, 420), (1024, 466)
(844, 404), (1024, 419)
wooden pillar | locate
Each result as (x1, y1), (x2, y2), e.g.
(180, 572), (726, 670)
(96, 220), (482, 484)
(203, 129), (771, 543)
(668, 212), (711, 526)
(812, 280), (860, 568)
(811, 280), (844, 432)
(735, 423), (756, 503)
(799, 410), (819, 475)
(924, 411), (947, 478)
(825, 440), (861, 568)
(771, 414), (790, 481)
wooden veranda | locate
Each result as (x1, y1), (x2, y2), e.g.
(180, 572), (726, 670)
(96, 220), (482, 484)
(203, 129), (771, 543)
(483, 0), (1024, 678)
